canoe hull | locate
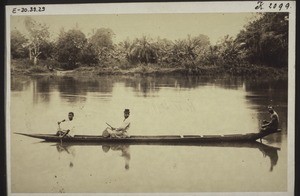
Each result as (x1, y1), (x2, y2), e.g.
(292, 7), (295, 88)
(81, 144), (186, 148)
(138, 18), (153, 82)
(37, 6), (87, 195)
(15, 130), (281, 144)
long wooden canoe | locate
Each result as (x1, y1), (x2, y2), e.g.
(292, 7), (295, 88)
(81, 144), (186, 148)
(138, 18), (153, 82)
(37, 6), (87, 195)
(15, 129), (281, 143)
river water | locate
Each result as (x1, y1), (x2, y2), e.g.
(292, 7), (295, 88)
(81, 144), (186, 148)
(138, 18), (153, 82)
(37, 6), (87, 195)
(10, 74), (288, 193)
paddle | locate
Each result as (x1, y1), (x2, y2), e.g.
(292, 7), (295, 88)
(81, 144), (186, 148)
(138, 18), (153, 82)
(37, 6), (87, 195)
(103, 123), (115, 138)
(106, 122), (115, 130)
(58, 119), (66, 125)
(60, 130), (70, 138)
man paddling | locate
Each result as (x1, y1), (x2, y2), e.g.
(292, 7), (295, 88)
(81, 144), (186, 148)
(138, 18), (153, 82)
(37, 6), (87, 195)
(56, 112), (75, 137)
(261, 106), (279, 132)
(102, 109), (131, 138)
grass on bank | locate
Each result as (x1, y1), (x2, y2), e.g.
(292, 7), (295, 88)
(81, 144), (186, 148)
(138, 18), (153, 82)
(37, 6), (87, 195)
(10, 58), (288, 78)
(11, 59), (52, 75)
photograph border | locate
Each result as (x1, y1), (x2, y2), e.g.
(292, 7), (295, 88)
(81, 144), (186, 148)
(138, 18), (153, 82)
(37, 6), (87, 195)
(1, 0), (7, 195)
(4, 1), (296, 195)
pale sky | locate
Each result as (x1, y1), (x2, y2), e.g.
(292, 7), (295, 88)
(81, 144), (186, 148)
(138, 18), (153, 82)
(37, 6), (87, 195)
(11, 13), (256, 44)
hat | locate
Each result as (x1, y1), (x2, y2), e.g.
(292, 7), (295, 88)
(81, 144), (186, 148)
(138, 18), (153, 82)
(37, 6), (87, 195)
(124, 109), (130, 113)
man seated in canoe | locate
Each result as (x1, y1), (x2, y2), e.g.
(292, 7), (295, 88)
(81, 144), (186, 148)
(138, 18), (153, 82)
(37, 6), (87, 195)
(102, 109), (131, 138)
(55, 112), (76, 137)
(261, 106), (279, 132)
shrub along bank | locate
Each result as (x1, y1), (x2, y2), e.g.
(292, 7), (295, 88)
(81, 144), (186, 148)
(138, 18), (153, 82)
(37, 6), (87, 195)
(11, 59), (287, 79)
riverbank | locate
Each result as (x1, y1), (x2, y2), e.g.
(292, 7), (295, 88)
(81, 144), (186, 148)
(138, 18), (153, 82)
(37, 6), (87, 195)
(10, 59), (288, 78)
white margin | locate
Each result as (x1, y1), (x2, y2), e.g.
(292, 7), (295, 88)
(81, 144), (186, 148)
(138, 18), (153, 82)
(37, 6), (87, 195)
(5, 1), (296, 196)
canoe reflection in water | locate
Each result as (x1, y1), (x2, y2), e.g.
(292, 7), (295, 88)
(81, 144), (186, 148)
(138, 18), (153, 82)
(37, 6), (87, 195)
(54, 143), (131, 170)
(210, 141), (280, 172)
(55, 144), (76, 168)
(257, 143), (279, 172)
(102, 144), (130, 170)
(52, 141), (279, 172)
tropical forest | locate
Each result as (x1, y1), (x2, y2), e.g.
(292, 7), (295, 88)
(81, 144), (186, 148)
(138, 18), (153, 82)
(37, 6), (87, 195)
(11, 12), (289, 77)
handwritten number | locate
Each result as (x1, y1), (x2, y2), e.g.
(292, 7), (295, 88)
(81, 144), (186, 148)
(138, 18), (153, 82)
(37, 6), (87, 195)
(12, 6), (46, 14)
(38, 7), (45, 11)
(278, 3), (283, 11)
(256, 1), (291, 11)
(285, 3), (290, 9)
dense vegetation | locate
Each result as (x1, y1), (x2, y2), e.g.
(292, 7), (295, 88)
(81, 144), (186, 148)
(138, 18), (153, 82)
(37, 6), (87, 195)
(11, 13), (288, 75)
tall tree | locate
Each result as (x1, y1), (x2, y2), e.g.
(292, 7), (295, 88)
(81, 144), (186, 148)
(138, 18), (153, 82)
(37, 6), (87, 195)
(127, 36), (158, 64)
(236, 13), (288, 67)
(154, 38), (174, 65)
(55, 29), (87, 69)
(89, 28), (115, 64)
(11, 29), (28, 59)
(81, 43), (99, 66)
(24, 17), (50, 65)
(216, 35), (242, 67)
(172, 34), (210, 66)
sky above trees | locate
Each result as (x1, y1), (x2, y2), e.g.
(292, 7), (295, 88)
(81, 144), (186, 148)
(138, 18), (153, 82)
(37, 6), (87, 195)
(11, 13), (256, 44)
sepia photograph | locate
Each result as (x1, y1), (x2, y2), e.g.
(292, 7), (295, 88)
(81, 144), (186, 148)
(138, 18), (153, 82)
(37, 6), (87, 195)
(5, 1), (295, 195)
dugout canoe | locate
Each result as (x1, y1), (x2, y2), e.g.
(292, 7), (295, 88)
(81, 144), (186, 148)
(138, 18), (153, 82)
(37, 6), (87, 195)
(14, 129), (281, 143)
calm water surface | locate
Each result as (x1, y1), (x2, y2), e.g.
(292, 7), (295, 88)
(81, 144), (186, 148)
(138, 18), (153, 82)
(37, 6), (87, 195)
(10, 75), (288, 193)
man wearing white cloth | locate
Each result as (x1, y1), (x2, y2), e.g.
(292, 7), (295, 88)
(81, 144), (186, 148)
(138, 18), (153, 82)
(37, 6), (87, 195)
(56, 112), (76, 137)
(103, 109), (131, 138)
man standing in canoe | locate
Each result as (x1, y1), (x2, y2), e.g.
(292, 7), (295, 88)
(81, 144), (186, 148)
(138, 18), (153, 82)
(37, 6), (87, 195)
(56, 112), (76, 137)
(102, 109), (131, 138)
(261, 106), (279, 132)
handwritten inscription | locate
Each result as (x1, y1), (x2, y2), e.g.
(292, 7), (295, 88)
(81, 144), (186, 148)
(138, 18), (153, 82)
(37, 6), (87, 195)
(12, 6), (46, 14)
(255, 1), (291, 11)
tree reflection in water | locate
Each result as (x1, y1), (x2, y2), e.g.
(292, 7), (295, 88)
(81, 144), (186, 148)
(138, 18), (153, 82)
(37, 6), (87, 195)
(11, 76), (287, 129)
